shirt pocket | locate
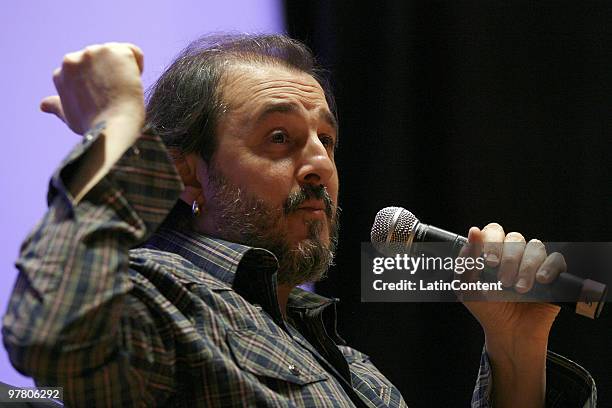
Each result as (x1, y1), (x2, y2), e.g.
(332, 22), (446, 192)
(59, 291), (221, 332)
(227, 329), (328, 386)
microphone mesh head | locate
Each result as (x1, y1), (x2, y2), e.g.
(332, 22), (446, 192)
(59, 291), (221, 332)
(371, 207), (419, 253)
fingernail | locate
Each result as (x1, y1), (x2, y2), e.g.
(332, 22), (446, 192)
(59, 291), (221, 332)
(516, 278), (528, 288)
(485, 253), (499, 266)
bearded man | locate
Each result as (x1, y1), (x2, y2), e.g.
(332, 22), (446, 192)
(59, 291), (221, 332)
(2, 34), (595, 407)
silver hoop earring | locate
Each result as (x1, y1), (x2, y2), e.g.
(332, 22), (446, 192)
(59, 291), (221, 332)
(192, 201), (201, 216)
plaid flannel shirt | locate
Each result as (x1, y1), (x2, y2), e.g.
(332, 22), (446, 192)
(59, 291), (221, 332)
(3, 130), (596, 407)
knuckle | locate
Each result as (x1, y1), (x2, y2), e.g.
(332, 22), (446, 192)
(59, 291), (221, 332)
(103, 45), (129, 60)
(90, 43), (115, 57)
(62, 55), (77, 66)
(83, 45), (100, 58)
(62, 51), (83, 68)
(97, 44), (112, 56)
(82, 50), (93, 61)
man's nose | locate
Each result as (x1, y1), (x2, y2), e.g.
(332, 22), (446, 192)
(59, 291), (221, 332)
(296, 134), (334, 186)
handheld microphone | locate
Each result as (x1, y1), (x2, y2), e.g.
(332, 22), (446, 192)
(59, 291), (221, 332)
(370, 206), (608, 319)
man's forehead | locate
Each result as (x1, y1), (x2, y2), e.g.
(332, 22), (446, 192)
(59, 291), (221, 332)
(221, 62), (330, 111)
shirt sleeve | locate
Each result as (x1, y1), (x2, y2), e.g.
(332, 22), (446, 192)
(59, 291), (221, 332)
(2, 130), (184, 406)
(471, 346), (597, 408)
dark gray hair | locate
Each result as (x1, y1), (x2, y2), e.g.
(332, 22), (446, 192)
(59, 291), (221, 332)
(145, 33), (337, 163)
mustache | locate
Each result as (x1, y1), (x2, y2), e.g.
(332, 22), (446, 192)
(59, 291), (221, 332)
(283, 184), (334, 218)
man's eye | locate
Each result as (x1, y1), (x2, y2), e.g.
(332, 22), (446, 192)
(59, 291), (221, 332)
(270, 131), (288, 144)
(320, 135), (335, 149)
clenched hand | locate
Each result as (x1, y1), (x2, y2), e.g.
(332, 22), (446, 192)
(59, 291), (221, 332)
(40, 42), (145, 136)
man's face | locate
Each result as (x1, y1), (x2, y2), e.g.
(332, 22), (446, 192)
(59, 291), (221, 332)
(197, 62), (340, 286)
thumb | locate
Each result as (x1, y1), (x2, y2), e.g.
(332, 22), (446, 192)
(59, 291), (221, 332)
(40, 95), (66, 123)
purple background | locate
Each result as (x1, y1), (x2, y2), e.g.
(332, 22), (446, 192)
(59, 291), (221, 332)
(0, 0), (283, 388)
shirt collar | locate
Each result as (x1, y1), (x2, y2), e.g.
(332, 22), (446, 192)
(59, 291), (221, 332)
(144, 200), (336, 313)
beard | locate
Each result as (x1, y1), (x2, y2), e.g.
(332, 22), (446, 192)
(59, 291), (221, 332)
(201, 166), (340, 287)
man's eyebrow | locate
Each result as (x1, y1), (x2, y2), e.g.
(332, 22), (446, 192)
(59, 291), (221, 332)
(254, 102), (338, 133)
(254, 102), (299, 125)
(319, 109), (339, 134)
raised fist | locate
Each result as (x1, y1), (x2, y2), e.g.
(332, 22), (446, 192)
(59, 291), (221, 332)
(41, 42), (145, 135)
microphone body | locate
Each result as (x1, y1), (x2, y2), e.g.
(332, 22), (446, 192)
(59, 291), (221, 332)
(371, 207), (608, 319)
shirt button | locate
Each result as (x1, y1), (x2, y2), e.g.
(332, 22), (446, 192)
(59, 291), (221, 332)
(288, 364), (300, 376)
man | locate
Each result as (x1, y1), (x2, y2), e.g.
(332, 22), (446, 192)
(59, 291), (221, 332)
(2, 34), (595, 407)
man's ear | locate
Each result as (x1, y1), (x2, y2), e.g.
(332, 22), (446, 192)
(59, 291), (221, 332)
(170, 149), (201, 188)
(170, 149), (208, 206)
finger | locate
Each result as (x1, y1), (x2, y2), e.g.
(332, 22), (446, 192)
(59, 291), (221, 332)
(515, 239), (547, 293)
(457, 227), (483, 258)
(457, 227), (483, 283)
(481, 222), (505, 267)
(467, 226), (483, 254)
(498, 232), (526, 287)
(455, 227), (488, 302)
(536, 252), (566, 284)
(40, 95), (66, 122)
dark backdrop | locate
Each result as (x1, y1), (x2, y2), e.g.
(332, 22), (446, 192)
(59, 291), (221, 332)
(285, 1), (612, 407)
